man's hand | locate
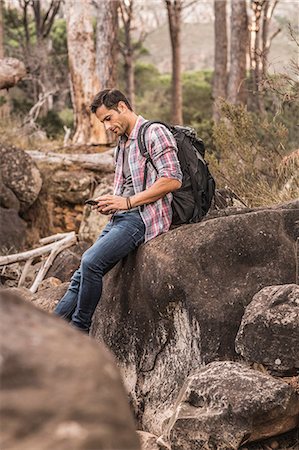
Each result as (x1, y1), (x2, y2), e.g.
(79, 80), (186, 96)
(93, 195), (127, 214)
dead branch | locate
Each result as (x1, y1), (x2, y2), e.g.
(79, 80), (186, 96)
(30, 233), (76, 293)
(0, 232), (77, 293)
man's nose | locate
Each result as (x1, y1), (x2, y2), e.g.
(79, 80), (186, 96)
(104, 122), (111, 131)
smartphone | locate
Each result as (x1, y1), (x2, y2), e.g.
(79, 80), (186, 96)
(85, 199), (98, 206)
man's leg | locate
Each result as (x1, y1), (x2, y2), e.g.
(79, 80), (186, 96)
(53, 220), (113, 321)
(70, 212), (145, 333)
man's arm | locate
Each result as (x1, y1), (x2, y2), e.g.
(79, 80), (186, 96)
(95, 177), (181, 213)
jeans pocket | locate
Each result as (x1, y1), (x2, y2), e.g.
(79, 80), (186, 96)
(132, 225), (145, 247)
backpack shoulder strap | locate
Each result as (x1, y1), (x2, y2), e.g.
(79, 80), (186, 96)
(137, 120), (172, 173)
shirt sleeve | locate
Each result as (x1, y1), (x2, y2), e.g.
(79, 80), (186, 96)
(148, 124), (183, 183)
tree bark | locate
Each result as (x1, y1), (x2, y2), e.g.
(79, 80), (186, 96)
(96, 0), (119, 89)
(213, 0), (228, 121)
(248, 0), (279, 112)
(119, 0), (135, 109)
(227, 0), (248, 105)
(0, 0), (10, 118)
(64, 0), (106, 144)
(165, 0), (183, 125)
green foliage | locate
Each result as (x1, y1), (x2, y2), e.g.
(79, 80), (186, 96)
(58, 108), (74, 129)
(37, 110), (65, 138)
(50, 18), (67, 56)
(182, 71), (212, 124)
(3, 6), (37, 56)
(0, 96), (7, 107)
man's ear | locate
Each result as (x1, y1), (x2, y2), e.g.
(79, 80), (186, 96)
(117, 101), (127, 112)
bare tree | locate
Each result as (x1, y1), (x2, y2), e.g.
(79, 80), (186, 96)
(23, 0), (61, 112)
(248, 0), (280, 112)
(95, 0), (119, 89)
(213, 0), (228, 121)
(165, 0), (183, 125)
(64, 0), (106, 144)
(227, 0), (248, 105)
(0, 0), (10, 118)
(0, 0), (3, 59)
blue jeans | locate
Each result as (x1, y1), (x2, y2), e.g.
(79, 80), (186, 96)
(54, 211), (145, 333)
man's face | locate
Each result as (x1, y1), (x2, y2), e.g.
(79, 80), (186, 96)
(95, 102), (129, 137)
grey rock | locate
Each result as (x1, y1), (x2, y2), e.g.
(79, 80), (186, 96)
(0, 289), (140, 450)
(0, 208), (27, 252)
(78, 179), (113, 243)
(161, 361), (299, 450)
(90, 203), (298, 434)
(46, 241), (89, 282)
(0, 144), (42, 213)
(47, 170), (95, 204)
(235, 284), (299, 374)
(137, 431), (161, 450)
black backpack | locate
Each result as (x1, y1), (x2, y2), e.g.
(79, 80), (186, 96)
(137, 121), (216, 225)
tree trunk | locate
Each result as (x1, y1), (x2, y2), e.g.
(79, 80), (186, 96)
(213, 0), (228, 121)
(0, 0), (10, 118)
(119, 0), (135, 109)
(125, 52), (135, 109)
(165, 0), (183, 125)
(248, 0), (264, 113)
(227, 0), (248, 105)
(96, 0), (119, 89)
(64, 0), (106, 145)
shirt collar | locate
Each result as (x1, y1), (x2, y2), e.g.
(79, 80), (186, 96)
(120, 115), (145, 144)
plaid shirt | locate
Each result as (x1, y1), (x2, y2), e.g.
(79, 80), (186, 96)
(114, 115), (182, 242)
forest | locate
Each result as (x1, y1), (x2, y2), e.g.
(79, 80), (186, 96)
(0, 0), (298, 207)
(0, 2), (299, 450)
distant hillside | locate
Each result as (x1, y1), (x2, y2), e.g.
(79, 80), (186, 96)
(141, 6), (298, 75)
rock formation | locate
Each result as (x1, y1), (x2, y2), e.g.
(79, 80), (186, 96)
(90, 200), (298, 434)
(235, 284), (299, 375)
(160, 361), (299, 450)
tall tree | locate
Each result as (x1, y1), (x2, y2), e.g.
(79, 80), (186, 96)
(165, 0), (183, 125)
(64, 0), (106, 144)
(0, 0), (10, 118)
(248, 0), (280, 112)
(213, 0), (228, 121)
(95, 0), (119, 89)
(119, 0), (135, 108)
(227, 0), (248, 105)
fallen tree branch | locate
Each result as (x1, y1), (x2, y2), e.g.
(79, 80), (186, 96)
(30, 233), (77, 293)
(0, 232), (77, 293)
(26, 150), (114, 173)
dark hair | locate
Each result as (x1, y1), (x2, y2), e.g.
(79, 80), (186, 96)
(90, 89), (132, 113)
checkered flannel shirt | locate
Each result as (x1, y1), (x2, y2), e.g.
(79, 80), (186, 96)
(113, 115), (182, 242)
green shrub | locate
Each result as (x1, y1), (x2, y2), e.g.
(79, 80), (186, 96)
(211, 101), (298, 206)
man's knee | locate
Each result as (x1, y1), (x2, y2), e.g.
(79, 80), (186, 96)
(81, 253), (104, 275)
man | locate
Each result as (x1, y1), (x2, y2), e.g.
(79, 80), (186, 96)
(54, 89), (182, 333)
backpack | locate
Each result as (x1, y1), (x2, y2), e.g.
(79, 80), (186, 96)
(137, 120), (216, 226)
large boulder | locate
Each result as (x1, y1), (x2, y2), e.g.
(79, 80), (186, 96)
(0, 144), (42, 213)
(235, 284), (299, 374)
(91, 201), (298, 434)
(0, 57), (26, 90)
(0, 290), (140, 450)
(160, 361), (299, 450)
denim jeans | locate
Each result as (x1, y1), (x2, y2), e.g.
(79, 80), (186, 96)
(54, 211), (145, 333)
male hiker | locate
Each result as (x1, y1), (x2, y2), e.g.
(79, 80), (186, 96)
(54, 89), (182, 333)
